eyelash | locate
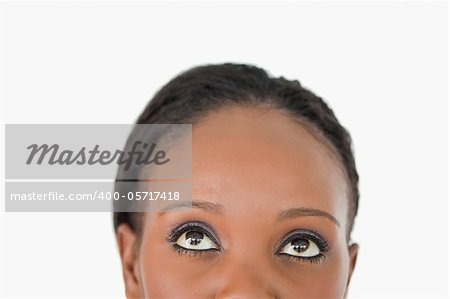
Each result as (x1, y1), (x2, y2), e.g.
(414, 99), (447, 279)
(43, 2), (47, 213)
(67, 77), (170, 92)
(283, 254), (326, 264)
(171, 245), (213, 257)
(166, 221), (222, 255)
(275, 230), (330, 264)
(166, 222), (330, 264)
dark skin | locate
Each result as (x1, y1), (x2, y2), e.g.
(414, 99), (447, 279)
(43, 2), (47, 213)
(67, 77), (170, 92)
(117, 106), (359, 299)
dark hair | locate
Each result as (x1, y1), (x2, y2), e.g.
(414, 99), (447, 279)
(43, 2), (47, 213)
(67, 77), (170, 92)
(113, 63), (359, 239)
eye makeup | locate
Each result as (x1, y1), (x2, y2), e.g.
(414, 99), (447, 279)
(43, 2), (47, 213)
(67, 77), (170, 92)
(166, 221), (331, 265)
(275, 229), (330, 264)
(166, 221), (222, 256)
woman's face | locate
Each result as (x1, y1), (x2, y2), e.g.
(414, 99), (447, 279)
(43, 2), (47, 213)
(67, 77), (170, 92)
(118, 106), (358, 299)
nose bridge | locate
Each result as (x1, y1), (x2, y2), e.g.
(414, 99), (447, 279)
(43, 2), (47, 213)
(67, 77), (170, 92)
(214, 246), (279, 299)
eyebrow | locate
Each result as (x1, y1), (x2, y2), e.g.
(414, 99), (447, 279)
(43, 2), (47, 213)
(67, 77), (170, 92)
(159, 200), (340, 228)
(278, 207), (341, 228)
(158, 200), (225, 215)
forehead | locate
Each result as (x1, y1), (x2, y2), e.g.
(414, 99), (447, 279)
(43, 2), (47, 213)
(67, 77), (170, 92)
(190, 105), (349, 226)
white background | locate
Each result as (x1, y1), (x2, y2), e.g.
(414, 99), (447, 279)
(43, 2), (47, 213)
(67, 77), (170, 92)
(0, 1), (448, 298)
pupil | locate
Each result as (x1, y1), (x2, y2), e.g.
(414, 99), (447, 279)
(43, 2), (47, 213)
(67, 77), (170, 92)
(292, 238), (309, 253)
(186, 231), (204, 246)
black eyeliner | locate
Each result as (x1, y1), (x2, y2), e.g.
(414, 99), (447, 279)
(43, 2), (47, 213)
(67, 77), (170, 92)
(280, 229), (330, 253)
(283, 253), (327, 264)
(276, 229), (331, 264)
(166, 221), (222, 251)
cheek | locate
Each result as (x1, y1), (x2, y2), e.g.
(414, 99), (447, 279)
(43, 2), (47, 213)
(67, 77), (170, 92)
(139, 240), (219, 298)
(299, 254), (350, 298)
(276, 246), (350, 298)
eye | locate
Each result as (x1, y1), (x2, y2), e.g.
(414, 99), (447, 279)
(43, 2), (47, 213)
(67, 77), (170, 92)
(176, 230), (219, 251)
(167, 221), (221, 254)
(276, 230), (329, 263)
(280, 237), (320, 257)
